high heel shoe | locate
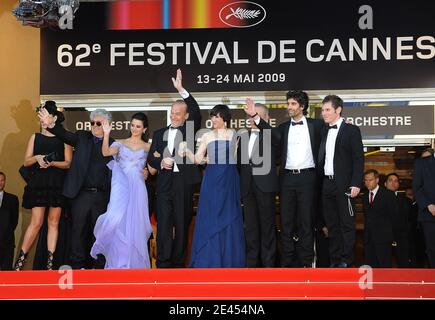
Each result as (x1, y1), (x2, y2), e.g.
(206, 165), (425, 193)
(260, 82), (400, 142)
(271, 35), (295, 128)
(47, 251), (54, 270)
(14, 250), (28, 271)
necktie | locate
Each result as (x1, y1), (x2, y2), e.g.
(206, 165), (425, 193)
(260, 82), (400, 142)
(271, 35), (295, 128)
(93, 136), (103, 144)
(370, 191), (374, 205)
(291, 121), (303, 126)
(329, 124), (338, 129)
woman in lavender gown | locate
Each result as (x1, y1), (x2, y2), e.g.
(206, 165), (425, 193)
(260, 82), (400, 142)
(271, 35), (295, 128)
(91, 113), (154, 269)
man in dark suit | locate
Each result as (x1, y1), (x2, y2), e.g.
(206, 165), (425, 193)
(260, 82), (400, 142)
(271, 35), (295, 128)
(385, 172), (411, 267)
(148, 69), (201, 268)
(318, 95), (364, 268)
(413, 153), (435, 268)
(239, 99), (279, 267)
(249, 91), (323, 267)
(39, 107), (115, 269)
(0, 172), (19, 270)
(363, 169), (395, 268)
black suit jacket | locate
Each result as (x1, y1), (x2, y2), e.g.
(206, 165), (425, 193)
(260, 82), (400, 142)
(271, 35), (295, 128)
(318, 122), (364, 192)
(48, 126), (114, 199)
(257, 117), (324, 178)
(413, 155), (435, 223)
(362, 187), (395, 244)
(0, 192), (19, 248)
(237, 129), (279, 197)
(148, 94), (202, 193)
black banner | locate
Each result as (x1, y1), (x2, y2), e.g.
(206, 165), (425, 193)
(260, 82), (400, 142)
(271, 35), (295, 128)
(40, 0), (435, 95)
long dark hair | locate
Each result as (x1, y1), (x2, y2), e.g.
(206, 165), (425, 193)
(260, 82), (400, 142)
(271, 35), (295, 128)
(130, 112), (149, 142)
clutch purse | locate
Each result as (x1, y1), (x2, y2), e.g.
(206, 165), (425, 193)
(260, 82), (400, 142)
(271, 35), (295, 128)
(19, 165), (35, 183)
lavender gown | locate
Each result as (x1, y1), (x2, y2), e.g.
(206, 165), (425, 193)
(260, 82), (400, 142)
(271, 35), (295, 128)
(91, 141), (152, 269)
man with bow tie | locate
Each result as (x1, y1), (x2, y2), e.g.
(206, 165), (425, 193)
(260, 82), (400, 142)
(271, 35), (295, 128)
(247, 90), (323, 268)
(147, 69), (201, 268)
(39, 107), (114, 269)
(318, 95), (364, 268)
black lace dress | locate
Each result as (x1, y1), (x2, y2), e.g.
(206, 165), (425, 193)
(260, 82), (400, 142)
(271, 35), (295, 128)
(22, 133), (66, 209)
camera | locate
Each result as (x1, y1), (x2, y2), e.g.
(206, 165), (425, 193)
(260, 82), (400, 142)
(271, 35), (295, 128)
(12, 0), (79, 28)
(43, 151), (58, 163)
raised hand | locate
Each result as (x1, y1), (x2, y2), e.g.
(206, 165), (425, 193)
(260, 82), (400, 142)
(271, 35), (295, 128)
(171, 68), (184, 92)
(37, 107), (55, 128)
(244, 98), (257, 117)
(102, 119), (112, 135)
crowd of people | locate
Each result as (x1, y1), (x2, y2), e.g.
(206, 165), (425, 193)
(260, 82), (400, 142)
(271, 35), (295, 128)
(0, 69), (434, 271)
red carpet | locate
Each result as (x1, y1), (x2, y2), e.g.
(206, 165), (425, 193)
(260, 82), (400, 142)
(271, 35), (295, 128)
(0, 268), (434, 300)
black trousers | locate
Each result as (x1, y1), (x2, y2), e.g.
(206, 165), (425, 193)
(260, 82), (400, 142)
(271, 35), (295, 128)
(155, 173), (194, 268)
(322, 178), (356, 266)
(422, 221), (435, 268)
(69, 191), (109, 269)
(0, 245), (14, 270)
(315, 228), (330, 268)
(242, 180), (277, 267)
(364, 237), (392, 268)
(279, 170), (316, 267)
(393, 236), (410, 268)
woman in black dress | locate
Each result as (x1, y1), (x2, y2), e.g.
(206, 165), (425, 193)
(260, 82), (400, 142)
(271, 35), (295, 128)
(14, 101), (73, 270)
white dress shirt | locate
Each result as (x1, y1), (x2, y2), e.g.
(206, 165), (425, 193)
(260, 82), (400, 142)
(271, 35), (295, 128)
(0, 190), (3, 207)
(248, 130), (259, 159)
(285, 117), (315, 170)
(369, 185), (380, 202)
(324, 117), (344, 175)
(165, 89), (189, 173)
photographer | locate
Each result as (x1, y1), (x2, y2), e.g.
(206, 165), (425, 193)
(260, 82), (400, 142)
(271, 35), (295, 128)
(14, 101), (72, 271)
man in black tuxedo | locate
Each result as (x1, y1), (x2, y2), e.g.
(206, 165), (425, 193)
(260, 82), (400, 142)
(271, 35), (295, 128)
(239, 99), (279, 267)
(0, 172), (19, 270)
(249, 91), (323, 267)
(148, 69), (201, 268)
(39, 108), (115, 269)
(413, 153), (435, 268)
(363, 169), (395, 268)
(318, 95), (364, 268)
(385, 173), (411, 267)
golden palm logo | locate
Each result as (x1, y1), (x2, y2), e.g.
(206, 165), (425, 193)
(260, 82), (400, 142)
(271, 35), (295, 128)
(225, 7), (261, 20)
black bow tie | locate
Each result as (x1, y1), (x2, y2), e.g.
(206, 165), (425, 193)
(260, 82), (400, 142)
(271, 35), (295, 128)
(291, 121), (303, 126)
(93, 136), (103, 144)
(328, 124), (338, 129)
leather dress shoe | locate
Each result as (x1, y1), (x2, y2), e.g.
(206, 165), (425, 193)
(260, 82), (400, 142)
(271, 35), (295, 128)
(337, 262), (352, 268)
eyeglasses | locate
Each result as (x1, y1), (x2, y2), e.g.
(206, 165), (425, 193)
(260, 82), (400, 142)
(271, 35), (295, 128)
(91, 121), (102, 127)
